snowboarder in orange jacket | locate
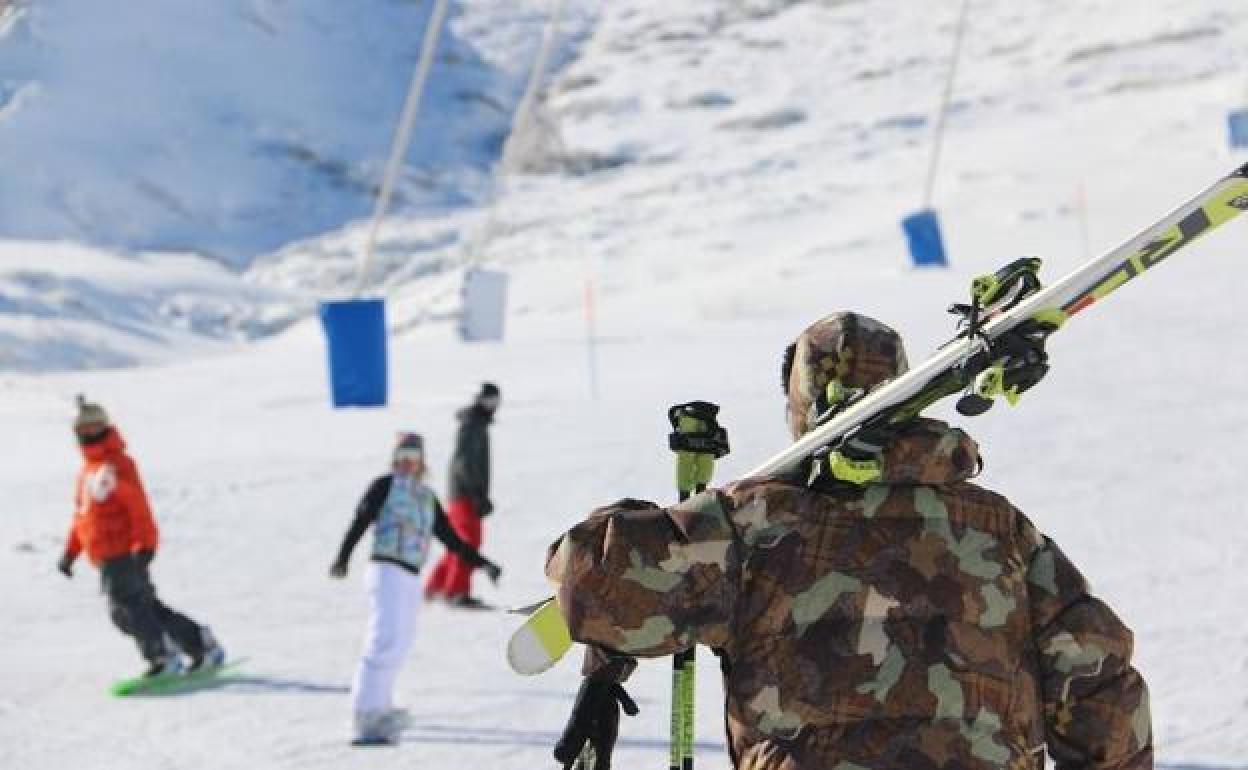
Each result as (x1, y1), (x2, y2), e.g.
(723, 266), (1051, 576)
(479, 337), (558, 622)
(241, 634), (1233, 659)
(59, 396), (224, 678)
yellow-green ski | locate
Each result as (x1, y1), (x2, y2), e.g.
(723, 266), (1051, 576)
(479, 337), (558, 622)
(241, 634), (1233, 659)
(506, 598), (573, 676)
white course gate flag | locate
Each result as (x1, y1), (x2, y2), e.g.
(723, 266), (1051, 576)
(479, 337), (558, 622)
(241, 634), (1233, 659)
(459, 267), (509, 342)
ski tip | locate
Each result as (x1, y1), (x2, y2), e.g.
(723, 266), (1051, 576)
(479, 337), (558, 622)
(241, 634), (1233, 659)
(506, 600), (573, 676)
(108, 681), (140, 697)
(506, 596), (555, 615)
(506, 645), (560, 676)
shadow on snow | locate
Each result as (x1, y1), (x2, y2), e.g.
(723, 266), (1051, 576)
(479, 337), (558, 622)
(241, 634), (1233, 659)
(121, 674), (348, 698)
(402, 722), (725, 753)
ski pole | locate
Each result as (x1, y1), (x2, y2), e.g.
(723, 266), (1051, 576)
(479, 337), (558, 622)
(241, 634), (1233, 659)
(667, 402), (730, 770)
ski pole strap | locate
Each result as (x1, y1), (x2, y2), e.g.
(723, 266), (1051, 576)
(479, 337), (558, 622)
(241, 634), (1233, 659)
(668, 401), (730, 495)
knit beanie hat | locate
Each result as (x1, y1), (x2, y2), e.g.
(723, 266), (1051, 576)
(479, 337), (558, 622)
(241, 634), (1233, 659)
(74, 395), (110, 431)
(394, 432), (424, 459)
(781, 313), (909, 439)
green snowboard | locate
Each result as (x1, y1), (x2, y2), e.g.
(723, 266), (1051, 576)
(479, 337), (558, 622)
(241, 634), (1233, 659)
(109, 660), (243, 697)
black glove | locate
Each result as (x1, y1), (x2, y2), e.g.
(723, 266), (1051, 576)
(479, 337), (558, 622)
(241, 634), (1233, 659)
(482, 559), (502, 584)
(477, 498), (494, 518)
(553, 675), (639, 770)
(329, 560), (348, 579)
(135, 549), (155, 568)
(57, 552), (75, 579)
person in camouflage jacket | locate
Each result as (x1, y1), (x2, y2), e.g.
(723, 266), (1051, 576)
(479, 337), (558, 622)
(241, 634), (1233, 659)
(546, 312), (1152, 770)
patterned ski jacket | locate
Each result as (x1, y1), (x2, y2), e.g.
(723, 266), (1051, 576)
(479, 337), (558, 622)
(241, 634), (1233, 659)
(545, 419), (1152, 770)
(335, 474), (491, 575)
(63, 428), (159, 566)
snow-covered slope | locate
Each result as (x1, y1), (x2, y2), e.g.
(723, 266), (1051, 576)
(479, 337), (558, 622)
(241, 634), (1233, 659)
(0, 0), (584, 265)
(0, 241), (294, 370)
(4, 1), (1248, 767)
(256, 0), (1248, 322)
(4, 234), (1248, 767)
(0, 0), (596, 369)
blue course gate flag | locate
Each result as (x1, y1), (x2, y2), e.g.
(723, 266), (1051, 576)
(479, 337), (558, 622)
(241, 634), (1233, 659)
(1229, 109), (1248, 150)
(319, 298), (388, 408)
(902, 208), (949, 267)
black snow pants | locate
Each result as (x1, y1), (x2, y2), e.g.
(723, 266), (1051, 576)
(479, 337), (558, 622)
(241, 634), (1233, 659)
(99, 555), (203, 664)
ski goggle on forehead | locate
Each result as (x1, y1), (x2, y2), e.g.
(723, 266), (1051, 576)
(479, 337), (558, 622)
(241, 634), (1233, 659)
(393, 449), (424, 464)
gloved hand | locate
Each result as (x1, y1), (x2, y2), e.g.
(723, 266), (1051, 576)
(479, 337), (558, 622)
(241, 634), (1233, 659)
(57, 552), (75, 579)
(553, 674), (639, 770)
(482, 559), (502, 584)
(477, 498), (494, 518)
(135, 549), (155, 568)
(329, 560), (348, 579)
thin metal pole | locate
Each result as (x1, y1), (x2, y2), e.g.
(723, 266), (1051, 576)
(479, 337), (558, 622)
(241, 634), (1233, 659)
(921, 0), (972, 210)
(501, 0), (567, 173)
(671, 486), (700, 770)
(355, 0), (452, 297)
(464, 0), (568, 267)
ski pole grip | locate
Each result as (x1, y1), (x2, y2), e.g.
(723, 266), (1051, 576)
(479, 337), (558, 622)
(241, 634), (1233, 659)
(668, 401), (730, 494)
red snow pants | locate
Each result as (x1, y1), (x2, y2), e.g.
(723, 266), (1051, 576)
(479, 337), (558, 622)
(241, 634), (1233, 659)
(425, 497), (482, 599)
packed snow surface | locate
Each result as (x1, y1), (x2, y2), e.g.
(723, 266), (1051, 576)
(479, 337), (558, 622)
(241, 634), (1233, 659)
(4, 0), (1248, 768)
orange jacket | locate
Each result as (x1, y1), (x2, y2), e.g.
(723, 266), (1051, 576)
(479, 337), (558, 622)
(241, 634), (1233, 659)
(64, 428), (159, 566)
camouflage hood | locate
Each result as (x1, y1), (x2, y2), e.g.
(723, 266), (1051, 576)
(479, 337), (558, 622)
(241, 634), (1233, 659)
(784, 312), (909, 439)
(869, 417), (981, 485)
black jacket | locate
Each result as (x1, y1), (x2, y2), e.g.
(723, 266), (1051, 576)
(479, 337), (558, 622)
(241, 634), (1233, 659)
(449, 405), (492, 515)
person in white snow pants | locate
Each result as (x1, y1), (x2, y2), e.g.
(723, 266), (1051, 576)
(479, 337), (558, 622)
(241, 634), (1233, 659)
(330, 432), (503, 744)
(352, 561), (425, 715)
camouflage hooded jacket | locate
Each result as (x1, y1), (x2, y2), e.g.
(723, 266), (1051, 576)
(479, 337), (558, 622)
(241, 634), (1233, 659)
(545, 418), (1153, 770)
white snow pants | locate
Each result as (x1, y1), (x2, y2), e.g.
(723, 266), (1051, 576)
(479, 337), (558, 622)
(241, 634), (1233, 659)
(351, 561), (423, 715)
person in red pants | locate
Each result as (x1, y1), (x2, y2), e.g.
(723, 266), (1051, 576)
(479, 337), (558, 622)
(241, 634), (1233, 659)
(425, 383), (500, 609)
